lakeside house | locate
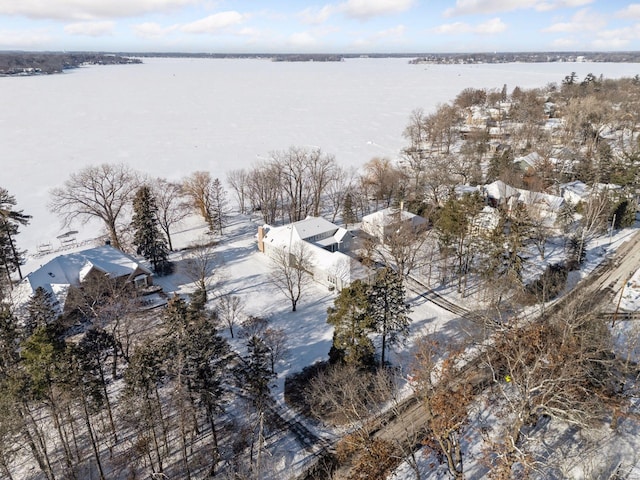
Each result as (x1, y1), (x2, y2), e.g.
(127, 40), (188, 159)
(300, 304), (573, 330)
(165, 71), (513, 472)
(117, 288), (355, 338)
(361, 207), (428, 244)
(12, 245), (155, 318)
(257, 216), (367, 290)
(484, 180), (564, 218)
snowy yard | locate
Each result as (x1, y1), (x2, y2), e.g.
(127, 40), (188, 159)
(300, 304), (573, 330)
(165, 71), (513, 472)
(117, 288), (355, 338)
(15, 208), (640, 479)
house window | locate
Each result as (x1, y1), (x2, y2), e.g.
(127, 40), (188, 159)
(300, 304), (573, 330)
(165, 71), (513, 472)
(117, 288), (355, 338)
(327, 275), (336, 284)
(134, 275), (148, 288)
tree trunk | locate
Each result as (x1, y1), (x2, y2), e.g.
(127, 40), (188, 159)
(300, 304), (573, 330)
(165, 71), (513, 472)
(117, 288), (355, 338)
(107, 222), (120, 250)
(65, 404), (81, 462)
(5, 228), (23, 280)
(0, 452), (15, 480)
(99, 366), (118, 445)
(48, 401), (76, 479)
(80, 387), (106, 480)
(22, 404), (56, 480)
(179, 405), (192, 480)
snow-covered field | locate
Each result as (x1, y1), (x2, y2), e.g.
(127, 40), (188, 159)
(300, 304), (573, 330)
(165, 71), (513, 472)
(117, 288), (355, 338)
(3, 57), (640, 258)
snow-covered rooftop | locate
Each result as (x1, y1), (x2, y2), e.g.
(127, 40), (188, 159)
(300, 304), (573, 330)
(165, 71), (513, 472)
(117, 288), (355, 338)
(362, 207), (427, 227)
(12, 245), (151, 315)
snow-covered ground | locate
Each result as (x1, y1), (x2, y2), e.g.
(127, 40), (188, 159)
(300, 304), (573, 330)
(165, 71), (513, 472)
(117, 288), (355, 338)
(156, 212), (640, 479)
(13, 206), (640, 479)
(3, 57), (640, 256)
(7, 58), (640, 479)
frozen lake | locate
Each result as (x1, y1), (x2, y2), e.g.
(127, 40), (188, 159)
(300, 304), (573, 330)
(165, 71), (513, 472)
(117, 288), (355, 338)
(2, 56), (639, 253)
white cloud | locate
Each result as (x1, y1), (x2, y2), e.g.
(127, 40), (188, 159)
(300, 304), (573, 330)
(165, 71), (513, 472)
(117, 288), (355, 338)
(591, 36), (633, 49)
(0, 28), (52, 48)
(237, 27), (260, 37)
(444, 0), (592, 17)
(615, 4), (640, 19)
(375, 25), (406, 38)
(180, 11), (245, 34)
(590, 25), (640, 49)
(133, 22), (178, 38)
(549, 36), (579, 48)
(288, 31), (318, 47)
(535, 0), (593, 12)
(0, 0), (201, 21)
(298, 5), (336, 24)
(433, 22), (473, 34)
(64, 21), (115, 36)
(542, 8), (604, 33)
(341, 0), (416, 19)
(475, 17), (507, 34)
(432, 17), (506, 35)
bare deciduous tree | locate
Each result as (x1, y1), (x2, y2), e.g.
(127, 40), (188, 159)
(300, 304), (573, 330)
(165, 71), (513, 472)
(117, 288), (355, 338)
(269, 146), (336, 223)
(182, 172), (228, 234)
(580, 188), (612, 242)
(226, 168), (250, 215)
(377, 212), (433, 281)
(411, 337), (472, 480)
(362, 157), (407, 208)
(180, 244), (220, 305)
(262, 327), (288, 373)
(49, 163), (139, 249)
(269, 241), (313, 312)
(216, 293), (244, 338)
(325, 166), (357, 223)
(150, 178), (189, 251)
(247, 162), (281, 224)
(482, 296), (617, 477)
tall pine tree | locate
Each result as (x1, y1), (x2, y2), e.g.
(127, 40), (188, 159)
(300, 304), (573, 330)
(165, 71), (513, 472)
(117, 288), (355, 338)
(326, 280), (376, 368)
(342, 191), (356, 228)
(0, 188), (31, 292)
(23, 287), (58, 338)
(368, 268), (411, 368)
(131, 186), (170, 275)
(209, 178), (228, 236)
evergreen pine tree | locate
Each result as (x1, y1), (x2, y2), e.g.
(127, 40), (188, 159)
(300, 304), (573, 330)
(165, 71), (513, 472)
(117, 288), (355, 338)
(368, 268), (411, 368)
(131, 186), (170, 274)
(326, 280), (376, 368)
(342, 192), (356, 228)
(0, 306), (19, 377)
(77, 327), (120, 442)
(23, 287), (58, 338)
(0, 187), (31, 290)
(209, 178), (228, 236)
(236, 335), (275, 412)
(161, 296), (230, 472)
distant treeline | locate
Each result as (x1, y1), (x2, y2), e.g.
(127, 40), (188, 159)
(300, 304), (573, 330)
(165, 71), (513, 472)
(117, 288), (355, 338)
(409, 51), (640, 64)
(2, 51), (639, 75)
(120, 51), (640, 63)
(0, 52), (141, 76)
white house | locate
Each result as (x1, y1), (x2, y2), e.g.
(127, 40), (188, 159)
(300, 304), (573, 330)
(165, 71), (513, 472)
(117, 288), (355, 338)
(12, 245), (154, 317)
(560, 180), (590, 205)
(470, 205), (501, 234)
(257, 216), (366, 290)
(484, 180), (564, 220)
(484, 180), (520, 206)
(514, 151), (544, 171)
(361, 207), (428, 244)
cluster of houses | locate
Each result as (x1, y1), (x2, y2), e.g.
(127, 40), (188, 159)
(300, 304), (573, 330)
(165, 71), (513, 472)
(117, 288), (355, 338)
(255, 174), (618, 293)
(10, 171), (620, 321)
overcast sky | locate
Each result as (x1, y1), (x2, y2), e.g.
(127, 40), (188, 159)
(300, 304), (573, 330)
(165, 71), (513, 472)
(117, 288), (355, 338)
(0, 0), (638, 53)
